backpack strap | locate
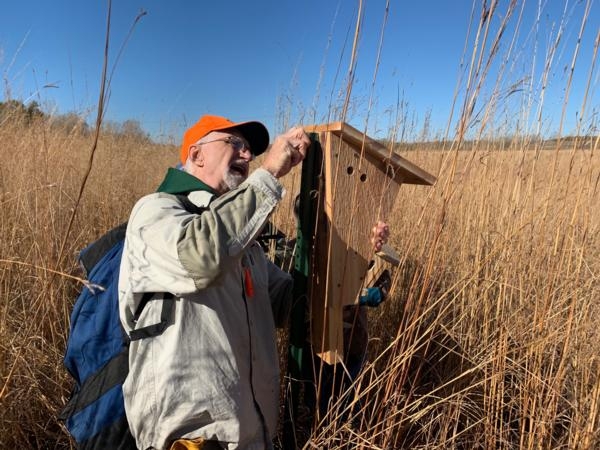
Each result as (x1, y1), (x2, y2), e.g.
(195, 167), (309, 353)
(59, 349), (129, 420)
(175, 193), (208, 215)
(126, 193), (205, 342)
(129, 293), (175, 341)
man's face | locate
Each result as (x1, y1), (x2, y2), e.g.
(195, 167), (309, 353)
(194, 130), (253, 193)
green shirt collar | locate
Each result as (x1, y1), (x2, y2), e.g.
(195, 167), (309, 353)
(156, 167), (218, 195)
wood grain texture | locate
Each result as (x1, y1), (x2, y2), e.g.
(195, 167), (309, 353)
(310, 130), (405, 363)
(306, 123), (436, 364)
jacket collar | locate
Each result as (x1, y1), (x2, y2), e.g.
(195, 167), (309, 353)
(156, 167), (218, 195)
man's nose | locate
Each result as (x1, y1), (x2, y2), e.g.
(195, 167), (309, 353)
(240, 147), (254, 161)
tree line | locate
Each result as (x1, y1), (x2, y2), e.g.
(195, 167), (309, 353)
(0, 99), (151, 143)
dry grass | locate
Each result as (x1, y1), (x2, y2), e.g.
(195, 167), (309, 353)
(309, 143), (600, 449)
(1, 1), (599, 448)
(291, 0), (600, 446)
(0, 113), (176, 447)
(3, 110), (597, 448)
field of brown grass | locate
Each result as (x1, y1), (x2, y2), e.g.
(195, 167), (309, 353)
(1, 0), (598, 447)
(1, 108), (598, 448)
(0, 114), (175, 447)
(361, 142), (600, 449)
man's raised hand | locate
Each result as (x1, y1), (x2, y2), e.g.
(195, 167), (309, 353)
(261, 126), (311, 179)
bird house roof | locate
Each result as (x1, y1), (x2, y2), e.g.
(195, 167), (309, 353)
(305, 121), (436, 186)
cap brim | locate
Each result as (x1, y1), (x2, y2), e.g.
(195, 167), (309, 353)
(216, 121), (269, 156)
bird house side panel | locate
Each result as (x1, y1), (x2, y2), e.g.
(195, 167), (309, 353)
(325, 133), (401, 307)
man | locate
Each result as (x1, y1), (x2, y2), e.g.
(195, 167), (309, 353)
(118, 114), (311, 450)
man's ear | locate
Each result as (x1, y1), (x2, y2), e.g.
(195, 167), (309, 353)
(188, 144), (203, 166)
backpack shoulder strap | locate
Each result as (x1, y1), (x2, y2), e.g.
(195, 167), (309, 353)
(127, 193), (208, 341)
(174, 193), (209, 215)
(129, 293), (174, 341)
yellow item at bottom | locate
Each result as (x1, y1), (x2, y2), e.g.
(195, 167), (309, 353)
(169, 437), (206, 450)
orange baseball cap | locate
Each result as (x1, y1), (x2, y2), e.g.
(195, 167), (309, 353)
(180, 115), (270, 164)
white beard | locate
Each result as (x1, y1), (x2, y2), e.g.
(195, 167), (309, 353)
(223, 170), (246, 191)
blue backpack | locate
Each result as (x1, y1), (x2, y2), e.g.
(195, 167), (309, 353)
(60, 223), (175, 449)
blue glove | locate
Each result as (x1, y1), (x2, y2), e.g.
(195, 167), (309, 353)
(359, 287), (385, 307)
(359, 269), (391, 307)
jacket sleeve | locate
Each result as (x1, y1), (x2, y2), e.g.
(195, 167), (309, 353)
(123, 169), (284, 295)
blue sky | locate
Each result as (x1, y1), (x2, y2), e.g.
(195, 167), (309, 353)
(1, 1), (598, 142)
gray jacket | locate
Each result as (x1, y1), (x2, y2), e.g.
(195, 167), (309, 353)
(118, 168), (293, 450)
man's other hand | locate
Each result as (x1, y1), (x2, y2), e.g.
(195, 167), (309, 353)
(371, 221), (389, 253)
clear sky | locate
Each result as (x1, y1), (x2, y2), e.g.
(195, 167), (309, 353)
(1, 1), (598, 142)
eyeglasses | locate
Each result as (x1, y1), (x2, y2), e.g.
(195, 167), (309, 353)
(198, 136), (253, 159)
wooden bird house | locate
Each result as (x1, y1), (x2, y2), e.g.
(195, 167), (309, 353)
(303, 122), (436, 364)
